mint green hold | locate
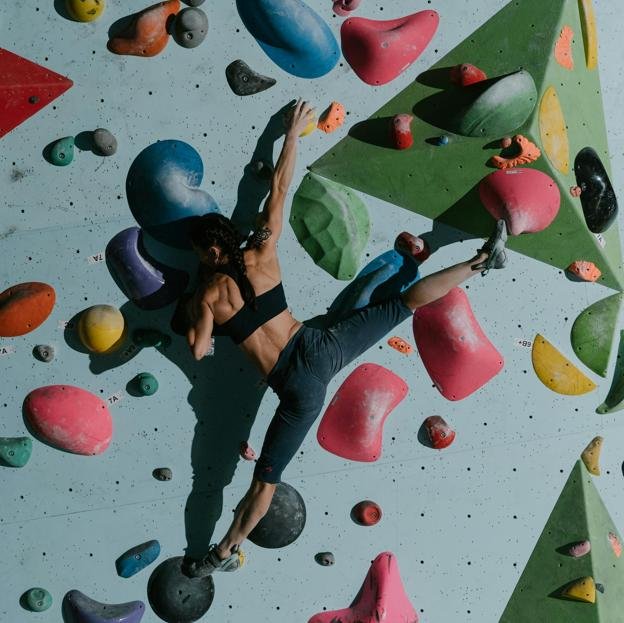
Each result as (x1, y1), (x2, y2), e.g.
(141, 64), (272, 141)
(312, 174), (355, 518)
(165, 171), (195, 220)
(24, 587), (52, 612)
(135, 372), (158, 396)
(0, 437), (32, 467)
(290, 173), (370, 280)
(50, 136), (75, 166)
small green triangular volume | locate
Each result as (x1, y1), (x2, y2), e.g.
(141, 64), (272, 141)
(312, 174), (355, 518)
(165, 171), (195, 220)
(500, 461), (624, 622)
(597, 331), (624, 414)
(308, 0), (624, 291)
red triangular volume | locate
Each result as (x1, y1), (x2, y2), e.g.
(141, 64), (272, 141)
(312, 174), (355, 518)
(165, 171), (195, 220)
(0, 48), (73, 138)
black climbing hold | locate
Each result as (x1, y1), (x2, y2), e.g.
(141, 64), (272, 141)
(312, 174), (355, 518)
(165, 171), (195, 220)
(596, 582), (605, 593)
(28, 95), (40, 104)
(148, 556), (214, 623)
(33, 344), (55, 362)
(93, 128), (118, 156)
(251, 159), (274, 181)
(153, 467), (172, 481)
(574, 147), (618, 233)
(62, 590), (145, 623)
(172, 8), (208, 49)
(314, 552), (335, 566)
(246, 481), (306, 548)
(225, 60), (276, 96)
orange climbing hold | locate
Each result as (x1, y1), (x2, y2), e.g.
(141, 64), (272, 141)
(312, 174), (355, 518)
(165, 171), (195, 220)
(387, 336), (413, 354)
(0, 282), (56, 337)
(490, 135), (541, 169)
(566, 261), (601, 282)
(449, 63), (487, 86)
(317, 101), (345, 133)
(555, 25), (575, 70)
(391, 114), (414, 150)
(108, 0), (180, 57)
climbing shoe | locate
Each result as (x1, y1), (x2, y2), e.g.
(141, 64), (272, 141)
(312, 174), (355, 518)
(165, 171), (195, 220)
(472, 218), (508, 275)
(184, 544), (245, 578)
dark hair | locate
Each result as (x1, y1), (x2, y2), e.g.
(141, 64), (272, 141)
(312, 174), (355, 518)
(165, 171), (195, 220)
(189, 213), (257, 310)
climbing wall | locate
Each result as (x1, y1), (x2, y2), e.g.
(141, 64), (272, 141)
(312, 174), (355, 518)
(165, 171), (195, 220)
(2, 1), (624, 622)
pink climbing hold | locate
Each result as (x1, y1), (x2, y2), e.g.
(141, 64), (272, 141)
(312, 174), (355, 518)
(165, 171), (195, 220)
(332, 0), (361, 17)
(340, 11), (439, 85)
(423, 415), (455, 449)
(449, 63), (487, 86)
(570, 185), (582, 197)
(413, 288), (504, 401)
(23, 385), (113, 455)
(478, 168), (561, 236)
(317, 363), (408, 461)
(391, 114), (414, 150)
(308, 551), (418, 623)
(569, 540), (591, 558)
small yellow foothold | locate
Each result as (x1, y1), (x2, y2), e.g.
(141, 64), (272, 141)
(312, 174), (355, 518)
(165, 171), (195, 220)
(581, 436), (603, 476)
(66, 0), (106, 22)
(562, 576), (596, 603)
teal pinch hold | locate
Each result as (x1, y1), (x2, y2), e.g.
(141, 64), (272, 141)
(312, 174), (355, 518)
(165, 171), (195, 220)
(0, 436), (32, 467)
(23, 587), (52, 612)
(50, 136), (75, 166)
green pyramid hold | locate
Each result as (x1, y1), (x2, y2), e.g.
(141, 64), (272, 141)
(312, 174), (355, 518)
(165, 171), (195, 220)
(307, 0), (624, 291)
(500, 460), (624, 621)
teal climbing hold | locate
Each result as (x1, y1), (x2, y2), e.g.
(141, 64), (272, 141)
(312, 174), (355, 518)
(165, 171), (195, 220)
(290, 172), (370, 280)
(597, 330), (624, 414)
(23, 587), (52, 612)
(50, 136), (75, 166)
(134, 373), (158, 396)
(571, 293), (623, 377)
(0, 436), (32, 467)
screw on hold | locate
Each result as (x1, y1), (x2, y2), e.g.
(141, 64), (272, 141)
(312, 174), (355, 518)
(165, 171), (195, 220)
(314, 552), (335, 566)
(29, 95), (40, 104)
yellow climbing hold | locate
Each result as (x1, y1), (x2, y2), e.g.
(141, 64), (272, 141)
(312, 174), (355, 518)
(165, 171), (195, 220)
(531, 334), (597, 395)
(66, 0), (106, 22)
(539, 87), (570, 175)
(562, 576), (596, 603)
(581, 436), (603, 476)
(300, 118), (318, 137)
(578, 0), (598, 70)
(78, 304), (126, 353)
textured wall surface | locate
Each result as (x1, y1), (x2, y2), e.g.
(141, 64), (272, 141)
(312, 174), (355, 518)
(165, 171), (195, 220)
(1, 1), (624, 621)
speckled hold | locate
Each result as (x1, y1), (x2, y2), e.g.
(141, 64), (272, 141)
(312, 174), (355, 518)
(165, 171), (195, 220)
(33, 344), (55, 362)
(50, 136), (75, 166)
(93, 128), (117, 156)
(173, 7), (208, 48)
(225, 60), (276, 96)
(153, 467), (172, 481)
(0, 437), (32, 467)
(315, 552), (335, 566)
(23, 587), (52, 612)
(134, 372), (159, 396)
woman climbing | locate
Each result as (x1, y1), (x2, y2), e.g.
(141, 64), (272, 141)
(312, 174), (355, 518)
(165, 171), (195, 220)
(181, 99), (508, 576)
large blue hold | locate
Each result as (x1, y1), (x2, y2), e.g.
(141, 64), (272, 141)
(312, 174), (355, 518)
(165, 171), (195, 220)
(115, 539), (161, 578)
(126, 140), (220, 249)
(62, 590), (144, 623)
(236, 0), (340, 78)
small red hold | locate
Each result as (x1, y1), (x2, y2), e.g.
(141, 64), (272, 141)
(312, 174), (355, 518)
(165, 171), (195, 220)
(450, 63), (487, 87)
(609, 532), (622, 558)
(423, 415), (456, 449)
(570, 185), (582, 197)
(332, 0), (361, 17)
(239, 441), (256, 461)
(387, 336), (413, 355)
(500, 137), (512, 149)
(566, 260), (601, 283)
(352, 500), (382, 526)
(391, 114), (413, 150)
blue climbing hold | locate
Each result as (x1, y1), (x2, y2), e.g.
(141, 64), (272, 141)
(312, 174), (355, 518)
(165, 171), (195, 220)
(116, 540), (161, 578)
(62, 590), (145, 623)
(126, 140), (220, 249)
(236, 0), (340, 78)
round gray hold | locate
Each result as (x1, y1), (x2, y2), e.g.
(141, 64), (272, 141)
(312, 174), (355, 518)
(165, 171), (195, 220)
(173, 8), (208, 49)
(33, 344), (55, 362)
(153, 467), (172, 481)
(93, 128), (118, 156)
(314, 552), (335, 566)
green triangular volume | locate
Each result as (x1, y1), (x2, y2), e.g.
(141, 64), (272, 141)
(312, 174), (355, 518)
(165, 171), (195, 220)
(597, 331), (624, 414)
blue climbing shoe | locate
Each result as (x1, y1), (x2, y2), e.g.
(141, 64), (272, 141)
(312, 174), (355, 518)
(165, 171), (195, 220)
(184, 544), (245, 578)
(472, 219), (508, 275)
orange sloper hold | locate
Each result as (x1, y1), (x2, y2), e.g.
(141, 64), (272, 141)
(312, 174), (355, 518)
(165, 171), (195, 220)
(317, 101), (345, 133)
(566, 261), (601, 282)
(108, 0), (180, 57)
(387, 336), (413, 354)
(555, 25), (575, 70)
(490, 135), (541, 169)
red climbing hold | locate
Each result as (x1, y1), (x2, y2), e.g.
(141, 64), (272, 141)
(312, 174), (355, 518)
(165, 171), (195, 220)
(0, 48), (73, 139)
(317, 363), (408, 461)
(352, 500), (382, 526)
(341, 11), (439, 85)
(391, 114), (414, 150)
(450, 63), (487, 86)
(423, 415), (455, 449)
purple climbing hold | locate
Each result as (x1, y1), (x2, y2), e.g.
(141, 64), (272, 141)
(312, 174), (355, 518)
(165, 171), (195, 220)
(62, 590), (145, 623)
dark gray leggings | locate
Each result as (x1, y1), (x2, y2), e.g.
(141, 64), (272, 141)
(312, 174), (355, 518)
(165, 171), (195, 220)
(255, 296), (413, 483)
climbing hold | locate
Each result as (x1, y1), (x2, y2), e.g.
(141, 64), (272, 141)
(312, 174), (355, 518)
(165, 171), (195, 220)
(0, 282), (56, 337)
(153, 467), (172, 481)
(148, 557), (214, 623)
(308, 552), (418, 623)
(500, 137), (512, 149)
(423, 415), (455, 450)
(315, 552), (335, 566)
(0, 49), (73, 139)
(66, 0), (105, 22)
(116, 540), (161, 578)
(62, 589), (145, 623)
(574, 147), (618, 233)
(391, 114), (414, 150)
(50, 136), (75, 166)
(23, 587), (52, 612)
(299, 118), (317, 137)
(479, 168), (560, 236)
(134, 372), (159, 396)
(554, 25), (574, 70)
(568, 540), (591, 558)
(561, 576), (596, 603)
(413, 288), (504, 401)
(225, 60), (276, 96)
(251, 160), (274, 181)
(566, 260), (601, 283)
(78, 304), (126, 353)
(571, 293), (623, 377)
(33, 344), (55, 362)
(108, 0), (180, 57)
(247, 482), (306, 548)
(449, 63), (487, 86)
(172, 7), (208, 48)
(239, 441), (256, 461)
(290, 173), (370, 280)
(184, 0), (204, 5)
(490, 134), (541, 169)
(387, 336), (413, 355)
(0, 437), (32, 467)
(597, 331), (624, 414)
(133, 328), (171, 348)
(570, 186), (582, 198)
(93, 128), (117, 156)
(531, 334), (597, 395)
(539, 86), (570, 174)
(578, 0), (598, 70)
(332, 0), (360, 17)
(24, 385), (113, 455)
(318, 363), (407, 461)
(126, 140), (219, 248)
(351, 500), (382, 526)
(317, 101), (345, 134)
(341, 11), (439, 85)
(608, 532), (622, 557)
(596, 583), (605, 594)
(236, 0), (339, 78)
(432, 135), (449, 146)
(106, 227), (189, 310)
(581, 436), (603, 476)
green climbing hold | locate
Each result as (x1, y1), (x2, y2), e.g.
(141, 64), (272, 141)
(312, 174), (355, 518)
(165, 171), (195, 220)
(290, 172), (370, 280)
(571, 293), (623, 377)
(50, 136), (75, 166)
(597, 330), (624, 414)
(0, 436), (32, 467)
(23, 587), (52, 612)
(132, 328), (171, 348)
(134, 372), (159, 396)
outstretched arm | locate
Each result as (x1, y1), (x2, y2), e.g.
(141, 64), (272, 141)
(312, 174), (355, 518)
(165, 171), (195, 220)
(187, 301), (214, 361)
